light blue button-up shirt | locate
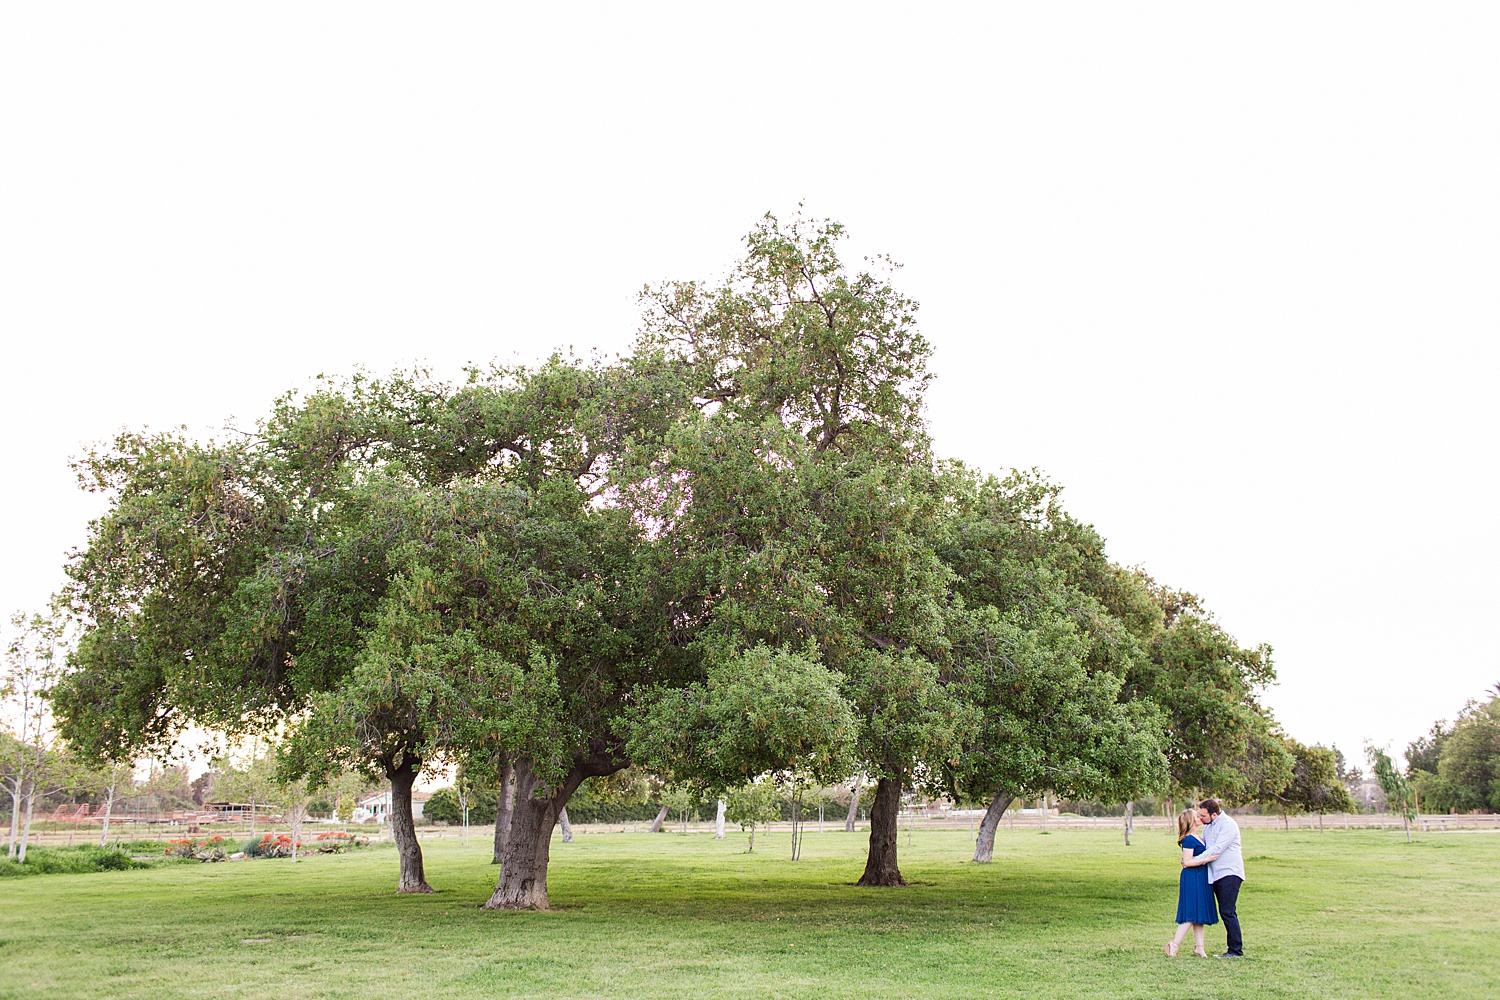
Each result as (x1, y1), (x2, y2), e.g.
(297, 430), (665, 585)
(1203, 812), (1245, 883)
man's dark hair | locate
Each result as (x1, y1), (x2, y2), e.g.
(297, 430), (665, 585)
(1200, 798), (1222, 816)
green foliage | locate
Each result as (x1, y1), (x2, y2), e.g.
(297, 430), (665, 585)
(725, 779), (781, 850)
(627, 646), (856, 792)
(425, 785), (499, 826)
(1368, 745), (1416, 826)
(0, 844), (150, 877)
(1435, 692), (1500, 811)
(1405, 686), (1500, 813)
(1265, 739), (1356, 817)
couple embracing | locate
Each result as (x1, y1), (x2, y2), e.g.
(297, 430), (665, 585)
(1166, 798), (1245, 958)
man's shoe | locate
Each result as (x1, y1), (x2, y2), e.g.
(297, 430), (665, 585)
(1215, 952), (1244, 958)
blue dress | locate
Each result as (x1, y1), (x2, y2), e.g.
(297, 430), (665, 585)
(1175, 835), (1219, 925)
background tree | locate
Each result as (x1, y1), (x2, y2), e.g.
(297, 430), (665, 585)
(3, 612), (69, 863)
(1435, 688), (1500, 812)
(935, 468), (1168, 860)
(426, 783), (499, 827)
(725, 779), (780, 853)
(1403, 687), (1500, 815)
(53, 353), (683, 902)
(1263, 738), (1356, 830)
(1368, 745), (1417, 842)
(633, 212), (966, 888)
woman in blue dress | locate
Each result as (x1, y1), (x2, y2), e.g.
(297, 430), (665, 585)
(1166, 808), (1218, 956)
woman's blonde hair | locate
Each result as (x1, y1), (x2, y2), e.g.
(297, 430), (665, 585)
(1176, 808), (1198, 844)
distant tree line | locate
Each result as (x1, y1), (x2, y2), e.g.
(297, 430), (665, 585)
(1406, 685), (1500, 813)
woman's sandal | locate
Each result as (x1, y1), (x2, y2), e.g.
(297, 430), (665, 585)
(1193, 947), (1208, 958)
(1164, 941), (1179, 957)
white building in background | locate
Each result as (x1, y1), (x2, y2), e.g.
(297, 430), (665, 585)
(351, 789), (430, 825)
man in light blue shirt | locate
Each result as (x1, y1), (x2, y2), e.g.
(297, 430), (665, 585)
(1194, 798), (1245, 956)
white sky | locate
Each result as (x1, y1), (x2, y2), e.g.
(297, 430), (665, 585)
(3, 5), (1496, 773)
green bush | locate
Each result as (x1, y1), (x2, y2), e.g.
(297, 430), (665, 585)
(0, 845), (150, 877)
(425, 786), (498, 826)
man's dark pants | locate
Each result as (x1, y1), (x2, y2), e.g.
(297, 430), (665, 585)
(1211, 875), (1244, 955)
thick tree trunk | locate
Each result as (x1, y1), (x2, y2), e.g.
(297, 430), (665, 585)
(387, 760), (433, 893)
(972, 791), (1014, 863)
(845, 775), (863, 833)
(856, 776), (907, 887)
(98, 780), (117, 848)
(714, 798), (726, 839)
(1124, 801), (1134, 846)
(558, 808), (573, 843)
(484, 759), (587, 910)
(648, 803), (670, 833)
(492, 760), (516, 864)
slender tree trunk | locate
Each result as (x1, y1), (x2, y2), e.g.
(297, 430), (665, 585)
(387, 759), (433, 893)
(1124, 801), (1134, 846)
(18, 775), (37, 864)
(748, 823), (756, 853)
(789, 793), (801, 861)
(845, 775), (863, 833)
(483, 759), (587, 910)
(558, 808), (573, 843)
(856, 775), (907, 887)
(492, 759), (516, 864)
(972, 791), (1014, 863)
(714, 799), (726, 839)
(648, 803), (670, 833)
(6, 777), (20, 860)
(287, 803), (304, 863)
(98, 779), (118, 848)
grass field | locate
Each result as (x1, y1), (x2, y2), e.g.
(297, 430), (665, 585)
(2, 825), (1495, 999)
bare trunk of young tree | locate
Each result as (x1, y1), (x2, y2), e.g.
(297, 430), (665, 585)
(856, 775), (907, 887)
(492, 759), (516, 864)
(845, 775), (863, 833)
(648, 803), (670, 833)
(972, 791), (1014, 863)
(287, 803), (305, 863)
(387, 759), (433, 893)
(558, 808), (573, 843)
(714, 798), (726, 839)
(789, 792), (802, 861)
(5, 776), (20, 860)
(18, 775), (36, 864)
(484, 759), (589, 910)
(98, 779), (118, 848)
(1124, 801), (1134, 846)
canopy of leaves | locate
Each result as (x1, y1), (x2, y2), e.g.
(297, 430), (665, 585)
(627, 645), (856, 792)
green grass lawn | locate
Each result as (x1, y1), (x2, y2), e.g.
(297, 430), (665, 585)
(2, 825), (1495, 999)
